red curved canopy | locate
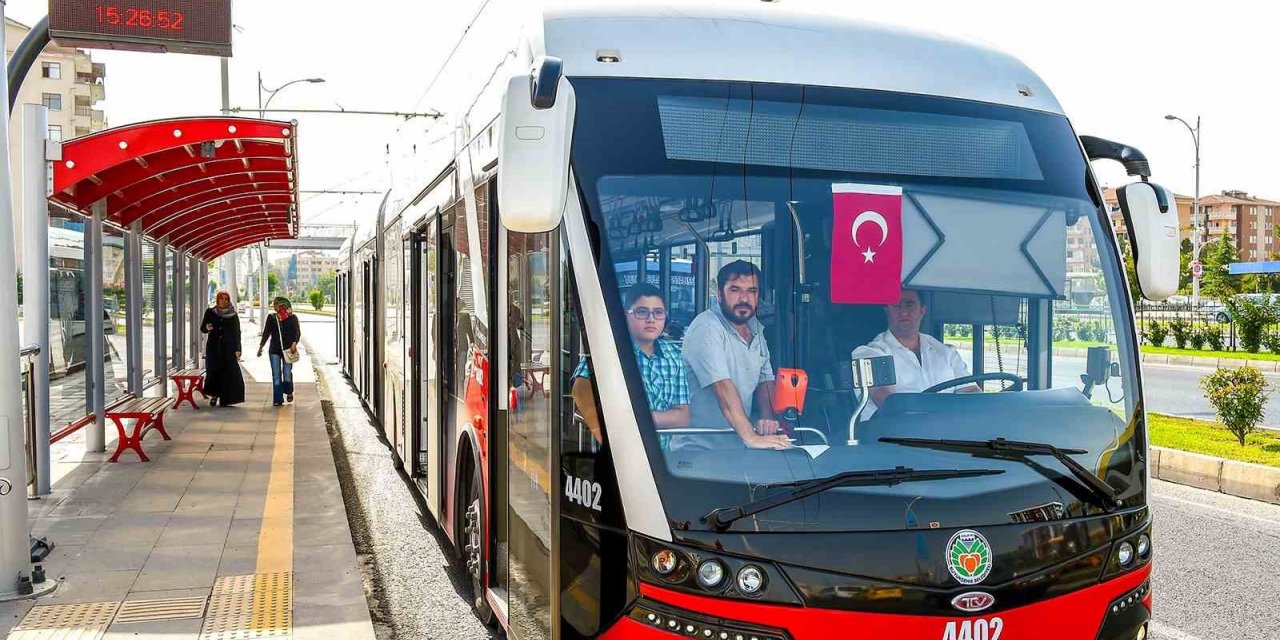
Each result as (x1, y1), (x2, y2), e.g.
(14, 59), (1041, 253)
(49, 116), (300, 260)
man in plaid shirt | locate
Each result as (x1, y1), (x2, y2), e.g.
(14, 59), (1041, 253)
(572, 284), (691, 444)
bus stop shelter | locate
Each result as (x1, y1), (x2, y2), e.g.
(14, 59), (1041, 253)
(27, 115), (300, 489)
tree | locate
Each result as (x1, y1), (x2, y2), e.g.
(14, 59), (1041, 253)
(267, 272), (279, 295)
(1200, 234), (1241, 301)
(1178, 238), (1193, 294)
(1201, 366), (1270, 445)
(316, 269), (336, 301)
(308, 289), (325, 311)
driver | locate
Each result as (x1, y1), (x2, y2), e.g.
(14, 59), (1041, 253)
(852, 288), (978, 420)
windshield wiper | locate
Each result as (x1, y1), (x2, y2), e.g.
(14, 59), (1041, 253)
(879, 437), (1122, 511)
(702, 466), (1004, 532)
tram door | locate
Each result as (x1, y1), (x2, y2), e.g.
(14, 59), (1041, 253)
(362, 260), (372, 399)
(503, 221), (556, 640)
(413, 217), (443, 515)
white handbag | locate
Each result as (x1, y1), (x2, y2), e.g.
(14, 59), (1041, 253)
(275, 317), (301, 364)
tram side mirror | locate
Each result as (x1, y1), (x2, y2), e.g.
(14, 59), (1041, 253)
(1116, 181), (1179, 301)
(498, 56), (575, 233)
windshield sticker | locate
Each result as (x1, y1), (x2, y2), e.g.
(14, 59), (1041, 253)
(947, 529), (993, 585)
(830, 183), (903, 304)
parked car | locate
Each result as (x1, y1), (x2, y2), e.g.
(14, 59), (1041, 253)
(1213, 293), (1280, 323)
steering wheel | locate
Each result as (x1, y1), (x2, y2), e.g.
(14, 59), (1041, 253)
(923, 372), (1023, 393)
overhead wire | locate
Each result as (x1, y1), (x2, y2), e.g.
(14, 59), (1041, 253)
(397, 0), (495, 137)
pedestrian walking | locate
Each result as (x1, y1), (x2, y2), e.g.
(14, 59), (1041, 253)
(258, 297), (301, 406)
(201, 291), (245, 407)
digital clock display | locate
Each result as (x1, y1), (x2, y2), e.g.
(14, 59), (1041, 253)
(50, 0), (232, 57)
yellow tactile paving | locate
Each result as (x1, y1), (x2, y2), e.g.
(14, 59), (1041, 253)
(256, 406), (295, 574)
(198, 401), (297, 640)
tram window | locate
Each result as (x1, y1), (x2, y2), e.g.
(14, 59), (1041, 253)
(451, 199), (484, 392)
(668, 243), (699, 334)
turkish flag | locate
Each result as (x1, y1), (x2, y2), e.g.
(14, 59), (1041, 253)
(829, 183), (904, 304)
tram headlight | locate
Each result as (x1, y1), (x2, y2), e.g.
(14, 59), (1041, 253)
(696, 560), (726, 589)
(1136, 534), (1151, 559)
(652, 549), (679, 576)
(736, 565), (766, 596)
(1116, 541), (1135, 567)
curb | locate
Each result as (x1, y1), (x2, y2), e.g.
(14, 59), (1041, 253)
(1151, 445), (1280, 505)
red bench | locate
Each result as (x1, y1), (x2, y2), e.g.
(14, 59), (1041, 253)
(170, 368), (207, 410)
(106, 397), (172, 463)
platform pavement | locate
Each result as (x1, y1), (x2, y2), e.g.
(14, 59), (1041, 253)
(0, 345), (375, 640)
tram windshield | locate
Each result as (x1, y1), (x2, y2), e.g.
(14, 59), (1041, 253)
(570, 78), (1145, 533)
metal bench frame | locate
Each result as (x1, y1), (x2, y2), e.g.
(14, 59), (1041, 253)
(106, 397), (172, 463)
(170, 368), (208, 410)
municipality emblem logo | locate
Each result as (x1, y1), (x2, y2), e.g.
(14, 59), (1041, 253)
(947, 530), (993, 585)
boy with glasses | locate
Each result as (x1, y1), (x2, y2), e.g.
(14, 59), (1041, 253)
(572, 284), (691, 442)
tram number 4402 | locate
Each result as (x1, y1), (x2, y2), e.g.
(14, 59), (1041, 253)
(941, 617), (1003, 640)
(565, 474), (602, 511)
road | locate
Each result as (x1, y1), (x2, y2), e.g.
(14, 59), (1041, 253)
(299, 311), (1280, 640)
(960, 349), (1280, 426)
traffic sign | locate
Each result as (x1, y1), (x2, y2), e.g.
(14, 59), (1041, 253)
(1191, 260), (1203, 278)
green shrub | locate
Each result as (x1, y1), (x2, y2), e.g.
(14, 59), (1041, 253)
(308, 289), (325, 311)
(1145, 321), (1168, 347)
(1201, 366), (1271, 445)
(1225, 297), (1277, 354)
(1204, 326), (1226, 351)
(1265, 333), (1280, 356)
(1189, 328), (1207, 350)
(1053, 316), (1076, 342)
(1168, 317), (1192, 349)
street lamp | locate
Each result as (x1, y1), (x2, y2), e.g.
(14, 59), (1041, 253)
(258, 74), (325, 117)
(253, 75), (323, 322)
(1165, 114), (1201, 306)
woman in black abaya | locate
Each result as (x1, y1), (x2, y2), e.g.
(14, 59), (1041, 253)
(201, 291), (245, 406)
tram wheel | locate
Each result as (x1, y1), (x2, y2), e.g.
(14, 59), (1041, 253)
(461, 461), (495, 626)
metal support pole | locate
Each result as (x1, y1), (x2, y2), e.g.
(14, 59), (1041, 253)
(197, 260), (208, 363)
(86, 204), (105, 453)
(173, 253), (186, 370)
(227, 249), (239, 306)
(20, 104), (50, 495)
(220, 58), (230, 116)
(125, 222), (143, 394)
(0, 3), (35, 596)
(154, 239), (168, 395)
(260, 244), (268, 326)
(1192, 117), (1201, 306)
(189, 256), (200, 366)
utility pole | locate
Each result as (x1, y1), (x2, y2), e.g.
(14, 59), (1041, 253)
(1166, 114), (1202, 305)
(220, 58), (239, 306)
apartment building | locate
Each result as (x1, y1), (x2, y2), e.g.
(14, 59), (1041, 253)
(5, 17), (107, 264)
(273, 251), (339, 289)
(1198, 190), (1280, 262)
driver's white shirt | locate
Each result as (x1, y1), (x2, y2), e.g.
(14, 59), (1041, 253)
(852, 330), (971, 420)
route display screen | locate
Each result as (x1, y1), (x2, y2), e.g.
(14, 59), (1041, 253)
(49, 0), (232, 57)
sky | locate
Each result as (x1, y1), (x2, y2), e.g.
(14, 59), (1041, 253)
(7, 0), (1280, 225)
